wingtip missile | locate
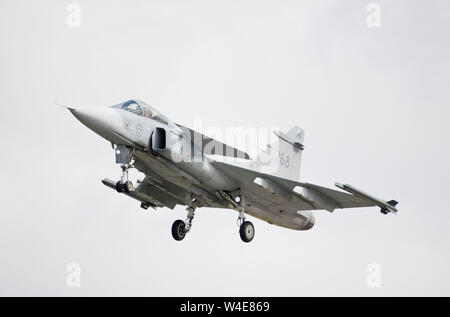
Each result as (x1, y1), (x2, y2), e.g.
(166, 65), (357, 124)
(335, 182), (399, 215)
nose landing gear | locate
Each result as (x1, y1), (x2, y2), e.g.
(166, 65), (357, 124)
(113, 145), (135, 194)
(115, 164), (134, 193)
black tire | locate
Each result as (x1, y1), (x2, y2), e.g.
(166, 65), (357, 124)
(172, 220), (186, 241)
(115, 181), (124, 193)
(124, 181), (134, 193)
(239, 221), (255, 243)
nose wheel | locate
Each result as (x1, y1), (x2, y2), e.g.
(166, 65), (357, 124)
(115, 180), (134, 193)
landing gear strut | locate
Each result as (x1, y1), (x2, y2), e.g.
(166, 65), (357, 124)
(237, 207), (254, 243)
(172, 203), (197, 241)
(114, 145), (135, 194)
(115, 164), (134, 193)
(218, 190), (255, 243)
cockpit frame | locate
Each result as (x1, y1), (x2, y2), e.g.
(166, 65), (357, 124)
(115, 99), (169, 125)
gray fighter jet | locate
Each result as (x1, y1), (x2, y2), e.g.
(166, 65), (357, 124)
(67, 99), (398, 243)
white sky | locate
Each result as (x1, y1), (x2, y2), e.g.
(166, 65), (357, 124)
(0, 0), (449, 296)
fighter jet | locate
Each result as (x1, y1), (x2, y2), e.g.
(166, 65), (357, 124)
(67, 99), (398, 243)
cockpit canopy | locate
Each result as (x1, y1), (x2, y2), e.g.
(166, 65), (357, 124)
(115, 99), (168, 125)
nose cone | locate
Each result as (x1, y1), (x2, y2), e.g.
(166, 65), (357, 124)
(69, 107), (114, 138)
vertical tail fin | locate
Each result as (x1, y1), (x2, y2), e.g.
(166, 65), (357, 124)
(259, 126), (305, 181)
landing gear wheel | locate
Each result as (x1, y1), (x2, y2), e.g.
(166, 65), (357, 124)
(172, 220), (187, 241)
(124, 181), (134, 193)
(115, 181), (124, 193)
(239, 221), (255, 243)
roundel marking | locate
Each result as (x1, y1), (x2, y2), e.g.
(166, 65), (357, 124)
(136, 124), (143, 137)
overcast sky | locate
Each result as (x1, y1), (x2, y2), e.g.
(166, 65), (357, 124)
(1, 0), (449, 296)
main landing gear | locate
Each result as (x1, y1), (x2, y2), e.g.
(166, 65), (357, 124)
(172, 204), (196, 241)
(226, 192), (255, 243)
(170, 203), (254, 243)
(237, 210), (255, 243)
(216, 191), (255, 243)
(170, 193), (255, 243)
